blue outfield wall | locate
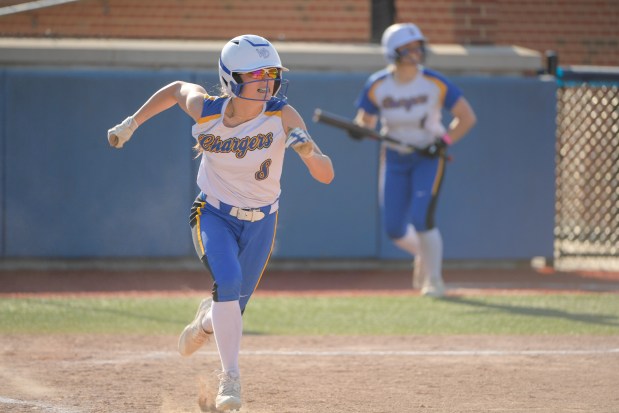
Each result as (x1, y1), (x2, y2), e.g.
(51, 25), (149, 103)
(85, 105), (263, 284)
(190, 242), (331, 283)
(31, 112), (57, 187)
(0, 68), (556, 260)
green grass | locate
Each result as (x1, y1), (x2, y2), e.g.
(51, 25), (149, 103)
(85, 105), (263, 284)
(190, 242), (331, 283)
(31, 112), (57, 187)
(1, 294), (618, 335)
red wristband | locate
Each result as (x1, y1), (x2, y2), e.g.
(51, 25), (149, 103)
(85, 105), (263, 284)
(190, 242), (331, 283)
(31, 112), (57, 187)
(442, 134), (453, 145)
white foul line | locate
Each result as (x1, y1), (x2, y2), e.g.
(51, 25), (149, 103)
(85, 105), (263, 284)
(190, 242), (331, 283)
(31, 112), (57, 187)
(240, 348), (619, 357)
(0, 396), (83, 413)
(66, 347), (619, 366)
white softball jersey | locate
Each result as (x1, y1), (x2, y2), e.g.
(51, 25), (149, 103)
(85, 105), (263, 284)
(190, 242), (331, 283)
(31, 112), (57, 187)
(356, 67), (462, 152)
(191, 96), (288, 209)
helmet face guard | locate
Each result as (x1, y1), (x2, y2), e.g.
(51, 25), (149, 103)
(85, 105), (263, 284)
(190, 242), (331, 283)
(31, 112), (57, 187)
(381, 23), (427, 64)
(226, 67), (289, 102)
(228, 77), (290, 102)
(393, 42), (427, 64)
(219, 34), (289, 101)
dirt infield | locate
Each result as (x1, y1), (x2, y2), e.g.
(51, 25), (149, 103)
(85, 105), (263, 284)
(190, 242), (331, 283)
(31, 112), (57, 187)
(1, 334), (617, 413)
(1, 264), (619, 412)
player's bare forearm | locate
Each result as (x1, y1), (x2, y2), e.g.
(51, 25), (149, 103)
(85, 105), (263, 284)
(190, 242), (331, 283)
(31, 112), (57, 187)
(447, 97), (477, 143)
(108, 82), (205, 149)
(302, 143), (334, 184)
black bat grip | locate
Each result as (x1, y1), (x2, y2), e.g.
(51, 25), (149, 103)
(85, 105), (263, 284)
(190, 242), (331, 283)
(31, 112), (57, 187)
(313, 109), (351, 129)
(313, 109), (382, 140)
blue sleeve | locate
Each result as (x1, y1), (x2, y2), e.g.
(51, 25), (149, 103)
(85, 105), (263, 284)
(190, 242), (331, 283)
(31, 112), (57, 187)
(354, 70), (388, 115)
(423, 68), (463, 110)
(200, 96), (226, 118)
(265, 97), (288, 112)
(443, 82), (462, 110)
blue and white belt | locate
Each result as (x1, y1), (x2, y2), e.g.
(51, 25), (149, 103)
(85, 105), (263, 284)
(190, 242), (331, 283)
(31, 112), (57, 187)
(199, 193), (278, 222)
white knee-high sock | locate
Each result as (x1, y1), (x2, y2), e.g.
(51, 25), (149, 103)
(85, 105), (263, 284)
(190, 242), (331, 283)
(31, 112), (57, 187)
(392, 224), (420, 256)
(413, 254), (425, 288)
(418, 228), (443, 281)
(211, 300), (242, 374)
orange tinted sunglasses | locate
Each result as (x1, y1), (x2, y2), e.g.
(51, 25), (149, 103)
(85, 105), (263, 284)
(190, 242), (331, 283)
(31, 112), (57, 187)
(241, 67), (280, 80)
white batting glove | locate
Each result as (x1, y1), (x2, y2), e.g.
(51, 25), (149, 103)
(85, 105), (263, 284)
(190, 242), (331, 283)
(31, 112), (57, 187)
(285, 127), (314, 158)
(107, 116), (139, 148)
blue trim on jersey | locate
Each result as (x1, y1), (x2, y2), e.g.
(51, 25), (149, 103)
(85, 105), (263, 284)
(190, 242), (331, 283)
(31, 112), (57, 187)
(265, 97), (288, 112)
(354, 69), (390, 115)
(355, 68), (463, 113)
(421, 68), (462, 110)
(200, 96), (227, 118)
(199, 96), (286, 120)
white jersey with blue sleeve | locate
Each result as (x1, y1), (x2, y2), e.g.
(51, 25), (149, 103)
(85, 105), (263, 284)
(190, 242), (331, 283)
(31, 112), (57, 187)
(191, 96), (288, 209)
(355, 67), (462, 152)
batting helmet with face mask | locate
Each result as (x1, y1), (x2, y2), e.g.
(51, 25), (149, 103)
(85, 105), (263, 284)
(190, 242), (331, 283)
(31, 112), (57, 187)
(381, 23), (427, 64)
(218, 34), (289, 101)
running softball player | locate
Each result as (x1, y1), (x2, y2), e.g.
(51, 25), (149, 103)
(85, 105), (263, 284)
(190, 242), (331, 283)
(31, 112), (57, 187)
(107, 34), (334, 411)
(352, 23), (476, 297)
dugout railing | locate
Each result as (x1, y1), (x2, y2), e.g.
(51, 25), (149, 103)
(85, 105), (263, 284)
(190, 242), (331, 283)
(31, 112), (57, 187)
(553, 63), (619, 271)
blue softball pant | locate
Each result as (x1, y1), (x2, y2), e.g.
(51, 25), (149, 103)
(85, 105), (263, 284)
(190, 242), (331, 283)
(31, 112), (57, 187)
(381, 148), (446, 238)
(190, 193), (278, 312)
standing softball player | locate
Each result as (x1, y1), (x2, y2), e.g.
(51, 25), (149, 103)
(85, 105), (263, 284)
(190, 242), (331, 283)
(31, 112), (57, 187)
(107, 34), (334, 411)
(352, 23), (476, 297)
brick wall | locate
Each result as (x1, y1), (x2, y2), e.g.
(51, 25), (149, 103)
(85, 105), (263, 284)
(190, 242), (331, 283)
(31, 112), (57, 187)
(396, 0), (497, 44)
(396, 0), (619, 66)
(0, 0), (617, 66)
(0, 0), (371, 41)
(493, 0), (619, 66)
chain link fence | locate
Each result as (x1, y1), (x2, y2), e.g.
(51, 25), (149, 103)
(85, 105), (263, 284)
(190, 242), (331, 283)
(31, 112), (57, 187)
(554, 67), (619, 271)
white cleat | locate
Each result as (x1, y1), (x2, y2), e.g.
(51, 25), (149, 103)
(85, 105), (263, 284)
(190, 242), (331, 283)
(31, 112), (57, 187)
(421, 277), (445, 297)
(178, 297), (213, 357)
(216, 371), (242, 411)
